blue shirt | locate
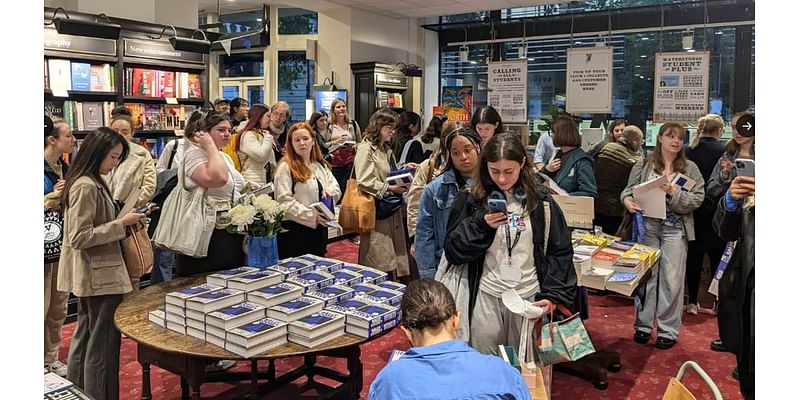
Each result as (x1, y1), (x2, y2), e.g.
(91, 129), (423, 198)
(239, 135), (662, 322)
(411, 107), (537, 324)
(724, 190), (740, 212)
(533, 133), (555, 165)
(369, 339), (531, 400)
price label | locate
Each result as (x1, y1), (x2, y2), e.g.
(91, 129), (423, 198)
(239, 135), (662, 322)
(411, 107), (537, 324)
(166, 97), (178, 105)
(52, 90), (69, 98)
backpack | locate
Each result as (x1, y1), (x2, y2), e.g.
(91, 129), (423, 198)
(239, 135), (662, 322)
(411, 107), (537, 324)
(221, 124), (243, 171)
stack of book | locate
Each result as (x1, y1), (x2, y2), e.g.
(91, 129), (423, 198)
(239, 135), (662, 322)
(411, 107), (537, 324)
(268, 259), (316, 280)
(377, 281), (407, 293)
(306, 284), (356, 307)
(357, 288), (404, 306)
(225, 317), (288, 358)
(205, 302), (267, 348)
(267, 296), (325, 322)
(227, 270), (283, 292)
(288, 310), (346, 348)
(344, 302), (399, 338)
(184, 288), (246, 341)
(124, 68), (202, 98)
(206, 266), (259, 287)
(342, 264), (389, 285)
(247, 282), (304, 308)
(330, 269), (364, 287)
(286, 271), (336, 293)
(164, 283), (223, 334)
(148, 307), (166, 328)
(350, 282), (385, 297)
(45, 59), (116, 92)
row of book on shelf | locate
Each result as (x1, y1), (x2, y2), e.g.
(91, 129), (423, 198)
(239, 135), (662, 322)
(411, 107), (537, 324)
(125, 68), (203, 99)
(45, 59), (116, 93)
(376, 91), (404, 108)
(571, 231), (661, 296)
(44, 100), (197, 132)
(148, 254), (407, 358)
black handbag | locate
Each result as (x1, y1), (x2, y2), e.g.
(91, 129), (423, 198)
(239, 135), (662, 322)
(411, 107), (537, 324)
(376, 194), (403, 220)
(44, 210), (63, 263)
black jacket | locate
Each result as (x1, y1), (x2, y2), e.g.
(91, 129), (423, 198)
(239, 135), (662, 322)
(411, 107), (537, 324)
(443, 188), (577, 322)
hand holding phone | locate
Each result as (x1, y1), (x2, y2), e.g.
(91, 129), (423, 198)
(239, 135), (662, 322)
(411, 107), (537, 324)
(135, 203), (157, 214)
(734, 158), (755, 177)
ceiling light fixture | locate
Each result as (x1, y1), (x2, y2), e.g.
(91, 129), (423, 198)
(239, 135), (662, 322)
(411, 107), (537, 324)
(44, 7), (121, 39)
(149, 25), (212, 53)
(682, 29), (694, 51)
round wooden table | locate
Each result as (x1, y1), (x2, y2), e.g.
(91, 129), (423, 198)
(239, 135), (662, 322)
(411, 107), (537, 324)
(114, 275), (394, 400)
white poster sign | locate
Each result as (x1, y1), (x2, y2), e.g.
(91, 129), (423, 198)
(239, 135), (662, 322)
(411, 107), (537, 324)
(653, 51), (710, 123)
(566, 46), (614, 114)
(488, 60), (528, 124)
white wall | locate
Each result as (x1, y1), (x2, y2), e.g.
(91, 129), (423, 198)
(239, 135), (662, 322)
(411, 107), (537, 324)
(155, 0), (198, 29)
(46, 0), (198, 28)
(317, 8), (353, 107)
(423, 16), (440, 127)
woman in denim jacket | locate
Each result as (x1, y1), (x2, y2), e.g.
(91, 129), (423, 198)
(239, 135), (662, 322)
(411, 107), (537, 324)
(414, 125), (481, 278)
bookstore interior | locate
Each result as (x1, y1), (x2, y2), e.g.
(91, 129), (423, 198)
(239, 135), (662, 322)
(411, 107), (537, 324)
(42, 0), (756, 399)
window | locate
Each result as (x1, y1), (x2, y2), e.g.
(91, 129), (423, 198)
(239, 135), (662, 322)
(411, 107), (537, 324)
(278, 8), (318, 35)
(220, 10), (265, 33)
(219, 52), (264, 78)
(278, 51), (315, 122)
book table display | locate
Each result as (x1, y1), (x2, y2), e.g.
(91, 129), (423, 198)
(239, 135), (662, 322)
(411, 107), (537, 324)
(114, 256), (404, 400)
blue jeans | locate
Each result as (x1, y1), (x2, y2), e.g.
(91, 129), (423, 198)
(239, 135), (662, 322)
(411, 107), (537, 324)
(150, 245), (175, 284)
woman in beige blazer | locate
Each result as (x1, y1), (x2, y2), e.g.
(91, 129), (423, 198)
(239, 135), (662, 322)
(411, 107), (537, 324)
(237, 104), (275, 186)
(107, 108), (157, 207)
(354, 108), (410, 279)
(58, 127), (147, 400)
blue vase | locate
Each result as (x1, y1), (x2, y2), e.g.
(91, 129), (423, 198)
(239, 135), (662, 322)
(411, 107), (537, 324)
(247, 235), (279, 270)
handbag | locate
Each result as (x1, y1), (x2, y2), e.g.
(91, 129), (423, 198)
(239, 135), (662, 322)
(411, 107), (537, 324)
(433, 255), (472, 341)
(44, 210), (63, 263)
(338, 166), (376, 234)
(532, 303), (596, 366)
(153, 150), (217, 257)
(121, 221), (153, 279)
(376, 194), (402, 220)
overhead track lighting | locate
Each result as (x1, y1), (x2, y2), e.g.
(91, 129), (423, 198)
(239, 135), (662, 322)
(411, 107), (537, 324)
(150, 25), (212, 53)
(682, 29), (694, 51)
(44, 8), (121, 40)
(459, 27), (470, 62)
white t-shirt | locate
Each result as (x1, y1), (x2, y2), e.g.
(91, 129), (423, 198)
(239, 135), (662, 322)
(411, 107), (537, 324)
(331, 123), (353, 142)
(183, 143), (244, 204)
(156, 138), (185, 173)
(480, 197), (541, 299)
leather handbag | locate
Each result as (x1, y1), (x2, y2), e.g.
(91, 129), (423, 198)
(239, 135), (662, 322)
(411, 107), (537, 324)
(153, 149), (217, 257)
(532, 304), (596, 366)
(338, 167), (375, 234)
(376, 194), (402, 220)
(121, 221), (153, 279)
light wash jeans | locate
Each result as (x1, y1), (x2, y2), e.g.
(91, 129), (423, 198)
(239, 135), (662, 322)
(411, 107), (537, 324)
(150, 245), (175, 284)
(634, 218), (688, 340)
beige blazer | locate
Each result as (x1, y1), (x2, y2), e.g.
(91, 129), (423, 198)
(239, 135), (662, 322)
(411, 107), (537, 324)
(239, 129), (275, 187)
(57, 176), (132, 297)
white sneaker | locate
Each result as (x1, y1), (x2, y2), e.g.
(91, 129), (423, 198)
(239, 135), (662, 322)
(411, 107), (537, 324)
(46, 361), (68, 377)
(687, 303), (699, 315)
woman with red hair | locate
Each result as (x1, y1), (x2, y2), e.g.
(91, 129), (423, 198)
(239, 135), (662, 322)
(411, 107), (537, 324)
(274, 122), (341, 257)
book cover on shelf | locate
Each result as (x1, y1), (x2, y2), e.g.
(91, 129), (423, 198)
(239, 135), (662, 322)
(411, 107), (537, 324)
(165, 283), (224, 307)
(247, 282), (304, 308)
(227, 270), (283, 292)
(358, 288), (403, 306)
(285, 271), (336, 293)
(207, 266), (260, 287)
(288, 310), (345, 338)
(346, 302), (398, 329)
(130, 68), (151, 97)
(148, 307), (166, 328)
(226, 317), (288, 348)
(82, 102), (104, 130)
(70, 62), (91, 92)
(377, 281), (406, 293)
(346, 315), (399, 338)
(44, 101), (65, 120)
(306, 284), (356, 307)
(188, 73), (202, 98)
(161, 71), (176, 98)
(123, 103), (145, 129)
(143, 104), (162, 130)
(48, 59), (72, 92)
(330, 269), (364, 287)
(267, 296), (324, 322)
(349, 283), (384, 297)
(226, 336), (287, 358)
(185, 288), (246, 314)
(206, 302), (267, 330)
(90, 64), (109, 92)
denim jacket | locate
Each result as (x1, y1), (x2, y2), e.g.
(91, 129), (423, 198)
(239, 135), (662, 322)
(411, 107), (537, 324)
(414, 169), (463, 278)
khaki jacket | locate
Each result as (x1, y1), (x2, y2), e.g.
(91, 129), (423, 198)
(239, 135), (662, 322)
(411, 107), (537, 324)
(106, 141), (156, 205)
(239, 129), (275, 187)
(57, 176), (132, 297)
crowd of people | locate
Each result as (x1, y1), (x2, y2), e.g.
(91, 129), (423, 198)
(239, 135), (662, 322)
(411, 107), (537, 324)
(44, 100), (755, 399)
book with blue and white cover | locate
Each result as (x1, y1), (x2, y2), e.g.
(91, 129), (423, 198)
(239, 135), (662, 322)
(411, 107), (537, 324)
(346, 302), (398, 329)
(341, 263), (366, 274)
(330, 269), (364, 287)
(186, 325), (206, 341)
(286, 271), (335, 293)
(227, 270), (283, 292)
(349, 283), (384, 297)
(268, 259), (316, 279)
(267, 296), (324, 322)
(207, 266), (260, 287)
(358, 288), (403, 306)
(206, 302), (266, 331)
(294, 254), (326, 263)
(346, 315), (399, 338)
(288, 310), (345, 338)
(377, 281), (407, 293)
(226, 335), (287, 358)
(226, 317), (288, 348)
(247, 282), (303, 308)
(70, 62), (91, 91)
(325, 298), (373, 316)
(358, 267), (389, 284)
(306, 284), (355, 307)
(313, 259), (345, 273)
(185, 288), (246, 315)
(148, 307), (166, 328)
(166, 283), (224, 307)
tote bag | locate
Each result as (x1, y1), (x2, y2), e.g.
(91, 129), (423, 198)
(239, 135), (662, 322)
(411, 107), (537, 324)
(153, 149), (217, 257)
(338, 166), (375, 234)
(532, 304), (596, 366)
(121, 221), (153, 279)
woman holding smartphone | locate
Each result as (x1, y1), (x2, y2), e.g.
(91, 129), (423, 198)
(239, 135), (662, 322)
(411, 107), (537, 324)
(274, 122), (341, 257)
(324, 99), (362, 198)
(58, 127), (147, 400)
(621, 122), (705, 349)
(543, 116), (598, 197)
(443, 132), (576, 356)
(707, 111), (755, 208)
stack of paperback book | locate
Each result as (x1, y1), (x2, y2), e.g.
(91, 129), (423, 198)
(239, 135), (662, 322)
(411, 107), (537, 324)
(184, 288), (246, 341)
(204, 302), (267, 348)
(164, 283), (223, 335)
(288, 310), (346, 348)
(225, 317), (288, 357)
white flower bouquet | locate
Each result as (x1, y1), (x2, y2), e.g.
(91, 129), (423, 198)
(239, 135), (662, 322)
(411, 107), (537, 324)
(225, 194), (287, 237)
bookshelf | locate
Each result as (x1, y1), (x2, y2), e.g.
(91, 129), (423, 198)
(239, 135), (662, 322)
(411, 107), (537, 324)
(350, 62), (416, 131)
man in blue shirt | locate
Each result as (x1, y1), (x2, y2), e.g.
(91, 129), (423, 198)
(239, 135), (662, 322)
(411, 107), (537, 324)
(533, 132), (556, 171)
(369, 279), (531, 400)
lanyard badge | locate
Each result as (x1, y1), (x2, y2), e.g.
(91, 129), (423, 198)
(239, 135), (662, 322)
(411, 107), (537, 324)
(499, 214), (525, 283)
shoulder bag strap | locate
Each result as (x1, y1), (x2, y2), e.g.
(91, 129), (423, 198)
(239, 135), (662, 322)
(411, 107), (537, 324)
(542, 201), (551, 257)
(399, 139), (415, 166)
(167, 139), (180, 170)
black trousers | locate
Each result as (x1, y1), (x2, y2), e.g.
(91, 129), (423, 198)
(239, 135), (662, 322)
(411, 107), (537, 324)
(332, 165), (353, 205)
(685, 212), (726, 304)
(278, 220), (328, 259)
(176, 229), (245, 277)
(594, 213), (623, 237)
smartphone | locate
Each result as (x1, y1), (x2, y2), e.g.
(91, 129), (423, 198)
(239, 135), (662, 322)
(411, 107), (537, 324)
(487, 191), (507, 214)
(734, 158), (755, 177)
(135, 203), (156, 214)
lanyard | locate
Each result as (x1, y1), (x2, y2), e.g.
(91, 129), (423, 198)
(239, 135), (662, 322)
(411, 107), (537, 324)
(504, 218), (523, 260)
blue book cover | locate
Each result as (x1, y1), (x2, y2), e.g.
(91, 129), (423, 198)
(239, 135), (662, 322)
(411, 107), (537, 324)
(295, 254), (324, 263)
(314, 259), (344, 273)
(350, 283), (384, 297)
(254, 283), (298, 296)
(70, 62), (91, 91)
(229, 318), (287, 338)
(307, 284), (355, 306)
(341, 263), (365, 274)
(167, 283), (223, 301)
(326, 298), (372, 315)
(348, 303), (398, 329)
(295, 310), (340, 328)
(211, 266), (259, 277)
(208, 302), (264, 321)
(331, 270), (363, 286)
(287, 271), (335, 292)
(274, 297), (319, 311)
(359, 268), (389, 284)
(231, 271), (279, 283)
(360, 288), (403, 306)
(188, 288), (243, 304)
(378, 281), (406, 293)
(608, 272), (638, 282)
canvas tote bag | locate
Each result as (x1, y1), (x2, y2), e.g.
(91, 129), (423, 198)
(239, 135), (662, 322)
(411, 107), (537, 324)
(338, 165), (375, 234)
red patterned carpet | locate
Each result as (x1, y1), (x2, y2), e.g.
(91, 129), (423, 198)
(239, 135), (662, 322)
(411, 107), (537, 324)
(58, 241), (745, 399)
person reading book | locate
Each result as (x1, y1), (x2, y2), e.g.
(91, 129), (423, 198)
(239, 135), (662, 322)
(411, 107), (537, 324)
(621, 122), (704, 350)
(369, 279), (531, 400)
(274, 122), (341, 258)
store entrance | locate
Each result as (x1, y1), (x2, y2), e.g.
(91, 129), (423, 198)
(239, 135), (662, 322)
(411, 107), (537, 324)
(219, 78), (265, 105)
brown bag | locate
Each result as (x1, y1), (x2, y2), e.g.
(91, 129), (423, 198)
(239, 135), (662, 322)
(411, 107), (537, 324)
(121, 221), (153, 279)
(338, 167), (375, 234)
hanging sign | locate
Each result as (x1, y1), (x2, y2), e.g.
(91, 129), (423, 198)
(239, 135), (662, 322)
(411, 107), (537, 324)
(124, 39), (205, 64)
(488, 60), (528, 123)
(44, 28), (117, 56)
(566, 46), (613, 114)
(441, 86), (473, 122)
(653, 51), (710, 123)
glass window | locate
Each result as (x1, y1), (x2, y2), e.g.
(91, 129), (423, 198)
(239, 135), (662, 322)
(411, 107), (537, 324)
(278, 51), (315, 123)
(278, 8), (318, 35)
(219, 52), (264, 78)
(219, 10), (265, 33)
(441, 12), (488, 23)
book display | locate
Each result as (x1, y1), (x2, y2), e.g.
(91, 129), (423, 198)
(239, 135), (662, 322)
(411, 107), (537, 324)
(152, 255), (402, 357)
(571, 231), (661, 296)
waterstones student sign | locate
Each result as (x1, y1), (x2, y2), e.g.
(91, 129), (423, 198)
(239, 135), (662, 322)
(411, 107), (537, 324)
(566, 46), (613, 114)
(653, 52), (710, 123)
(488, 61), (527, 124)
